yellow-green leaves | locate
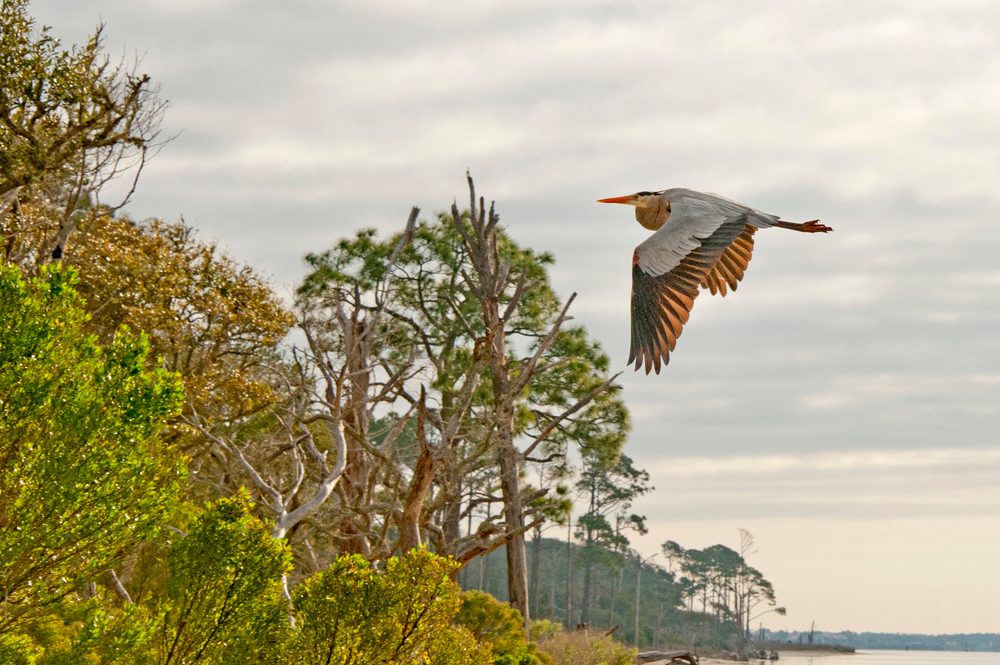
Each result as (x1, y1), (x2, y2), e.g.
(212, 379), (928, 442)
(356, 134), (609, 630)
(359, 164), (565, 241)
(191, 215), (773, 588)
(155, 492), (292, 665)
(0, 263), (184, 636)
(454, 590), (549, 665)
(289, 550), (491, 665)
(65, 214), (294, 433)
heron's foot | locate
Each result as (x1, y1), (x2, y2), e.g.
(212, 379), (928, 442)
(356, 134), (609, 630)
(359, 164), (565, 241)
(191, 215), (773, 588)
(802, 220), (833, 233)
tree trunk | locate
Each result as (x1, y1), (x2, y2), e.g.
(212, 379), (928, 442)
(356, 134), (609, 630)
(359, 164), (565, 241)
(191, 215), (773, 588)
(397, 392), (435, 555)
(548, 558), (557, 619)
(485, 271), (529, 625)
(442, 477), (462, 545)
(635, 556), (643, 647)
(336, 320), (373, 556)
(479, 502), (490, 591)
(498, 438), (529, 624)
(579, 561), (594, 625)
(565, 517), (573, 627)
(607, 567), (622, 628)
(450, 176), (589, 628)
(579, 519), (595, 625)
(530, 525), (542, 618)
(460, 493), (474, 590)
(656, 601), (662, 649)
(735, 581), (745, 655)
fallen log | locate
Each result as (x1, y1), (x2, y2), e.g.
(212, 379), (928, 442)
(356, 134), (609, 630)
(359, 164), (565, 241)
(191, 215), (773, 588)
(635, 650), (699, 665)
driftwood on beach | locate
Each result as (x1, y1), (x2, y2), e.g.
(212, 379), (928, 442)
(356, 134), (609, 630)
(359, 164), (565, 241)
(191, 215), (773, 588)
(635, 650), (699, 665)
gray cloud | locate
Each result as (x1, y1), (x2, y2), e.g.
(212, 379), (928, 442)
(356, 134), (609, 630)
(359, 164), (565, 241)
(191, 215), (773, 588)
(635, 446), (1000, 520)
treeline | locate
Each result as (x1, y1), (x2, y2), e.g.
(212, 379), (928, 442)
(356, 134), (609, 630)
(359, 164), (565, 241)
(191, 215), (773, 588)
(467, 534), (784, 650)
(765, 630), (1000, 652)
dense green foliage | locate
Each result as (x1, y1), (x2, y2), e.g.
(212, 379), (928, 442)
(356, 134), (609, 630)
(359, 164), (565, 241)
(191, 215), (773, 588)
(454, 591), (548, 665)
(290, 551), (490, 664)
(0, 263), (183, 634)
(574, 453), (650, 626)
(470, 533), (782, 651)
(17, 494), (289, 665)
(153, 492), (292, 665)
(471, 539), (679, 647)
(5, 495), (497, 664)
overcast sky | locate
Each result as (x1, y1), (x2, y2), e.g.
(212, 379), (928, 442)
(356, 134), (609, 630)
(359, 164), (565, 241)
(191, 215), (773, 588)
(33, 0), (1000, 635)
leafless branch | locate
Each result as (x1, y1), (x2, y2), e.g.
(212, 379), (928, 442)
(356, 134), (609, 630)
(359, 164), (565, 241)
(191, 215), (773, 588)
(520, 371), (622, 459)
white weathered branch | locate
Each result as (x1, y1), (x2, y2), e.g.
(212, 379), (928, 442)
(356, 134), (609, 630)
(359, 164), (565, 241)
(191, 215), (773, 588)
(271, 419), (348, 539)
(108, 569), (132, 605)
(182, 408), (347, 542)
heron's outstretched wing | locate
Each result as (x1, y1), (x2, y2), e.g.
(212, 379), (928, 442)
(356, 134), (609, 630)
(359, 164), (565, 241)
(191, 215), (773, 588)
(700, 225), (756, 296)
(630, 216), (749, 374)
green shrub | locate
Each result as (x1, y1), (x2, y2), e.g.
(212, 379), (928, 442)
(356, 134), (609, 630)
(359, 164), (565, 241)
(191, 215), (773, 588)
(14, 528), (492, 663)
(155, 491), (292, 664)
(0, 633), (37, 665)
(290, 550), (491, 665)
(454, 590), (551, 665)
(529, 620), (562, 643)
(0, 263), (184, 636)
(536, 630), (635, 665)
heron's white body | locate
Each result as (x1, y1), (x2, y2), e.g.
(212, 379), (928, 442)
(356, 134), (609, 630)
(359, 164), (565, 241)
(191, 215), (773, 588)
(634, 189), (778, 276)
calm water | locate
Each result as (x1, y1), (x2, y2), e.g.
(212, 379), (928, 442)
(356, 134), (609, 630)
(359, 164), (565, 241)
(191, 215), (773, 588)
(762, 651), (1000, 665)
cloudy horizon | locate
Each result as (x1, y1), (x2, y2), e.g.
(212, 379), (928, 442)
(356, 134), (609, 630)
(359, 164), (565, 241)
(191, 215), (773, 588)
(33, 0), (1000, 635)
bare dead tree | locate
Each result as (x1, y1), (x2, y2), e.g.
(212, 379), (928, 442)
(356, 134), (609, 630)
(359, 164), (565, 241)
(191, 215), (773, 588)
(450, 172), (621, 625)
(175, 209), (418, 581)
(294, 208), (422, 559)
(179, 181), (623, 612)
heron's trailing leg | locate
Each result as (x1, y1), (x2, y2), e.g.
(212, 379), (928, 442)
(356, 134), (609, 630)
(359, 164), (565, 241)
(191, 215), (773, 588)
(773, 220), (832, 233)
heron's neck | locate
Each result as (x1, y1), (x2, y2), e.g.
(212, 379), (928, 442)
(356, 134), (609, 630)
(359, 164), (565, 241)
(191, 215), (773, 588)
(636, 203), (668, 230)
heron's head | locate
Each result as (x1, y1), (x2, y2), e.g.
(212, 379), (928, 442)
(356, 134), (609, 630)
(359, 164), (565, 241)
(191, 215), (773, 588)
(597, 191), (664, 209)
(598, 190), (670, 230)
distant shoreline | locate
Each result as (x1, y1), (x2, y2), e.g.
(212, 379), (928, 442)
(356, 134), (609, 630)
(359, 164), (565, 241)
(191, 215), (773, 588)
(763, 631), (1000, 652)
(700, 654), (846, 665)
(760, 642), (855, 653)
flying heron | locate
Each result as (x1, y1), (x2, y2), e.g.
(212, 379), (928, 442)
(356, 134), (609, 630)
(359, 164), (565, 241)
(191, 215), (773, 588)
(598, 188), (832, 374)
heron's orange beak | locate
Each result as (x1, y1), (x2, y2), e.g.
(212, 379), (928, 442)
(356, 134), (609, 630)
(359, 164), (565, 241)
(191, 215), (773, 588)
(597, 195), (636, 205)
